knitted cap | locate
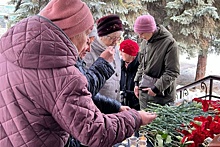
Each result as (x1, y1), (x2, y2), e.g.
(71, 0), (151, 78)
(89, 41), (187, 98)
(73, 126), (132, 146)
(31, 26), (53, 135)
(134, 14), (156, 34)
(39, 0), (94, 38)
(97, 14), (123, 37)
(119, 39), (139, 56)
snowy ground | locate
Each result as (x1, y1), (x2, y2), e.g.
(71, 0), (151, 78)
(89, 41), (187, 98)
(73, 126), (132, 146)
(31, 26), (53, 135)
(176, 53), (220, 103)
(177, 53), (220, 85)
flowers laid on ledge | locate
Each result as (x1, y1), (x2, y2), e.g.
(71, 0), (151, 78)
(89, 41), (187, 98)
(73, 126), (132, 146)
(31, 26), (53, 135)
(180, 98), (220, 147)
(141, 98), (220, 147)
(192, 98), (220, 113)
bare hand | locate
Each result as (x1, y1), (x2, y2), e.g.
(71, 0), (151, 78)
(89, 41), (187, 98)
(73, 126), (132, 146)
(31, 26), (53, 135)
(142, 88), (156, 96)
(138, 111), (157, 125)
(100, 46), (115, 63)
(119, 106), (131, 112)
(134, 86), (139, 98)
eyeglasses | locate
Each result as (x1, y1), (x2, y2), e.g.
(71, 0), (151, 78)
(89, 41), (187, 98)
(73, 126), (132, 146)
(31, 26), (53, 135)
(106, 35), (121, 41)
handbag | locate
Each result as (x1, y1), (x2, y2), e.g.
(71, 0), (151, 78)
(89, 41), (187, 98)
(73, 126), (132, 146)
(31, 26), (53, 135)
(139, 74), (157, 89)
(139, 48), (158, 89)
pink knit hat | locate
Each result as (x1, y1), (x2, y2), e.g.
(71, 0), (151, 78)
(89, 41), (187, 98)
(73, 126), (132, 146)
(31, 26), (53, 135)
(39, 0), (94, 38)
(134, 14), (156, 34)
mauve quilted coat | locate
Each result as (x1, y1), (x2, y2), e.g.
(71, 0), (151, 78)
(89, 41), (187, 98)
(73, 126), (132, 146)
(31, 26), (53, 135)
(0, 15), (142, 147)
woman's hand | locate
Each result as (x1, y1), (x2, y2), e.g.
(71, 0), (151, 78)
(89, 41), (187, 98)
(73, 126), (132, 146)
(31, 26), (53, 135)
(142, 88), (156, 96)
(100, 46), (115, 63)
(119, 106), (131, 112)
(138, 111), (157, 125)
(134, 86), (139, 98)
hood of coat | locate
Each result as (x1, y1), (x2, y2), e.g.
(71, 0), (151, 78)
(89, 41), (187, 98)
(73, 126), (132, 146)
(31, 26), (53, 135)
(148, 25), (173, 43)
(0, 15), (78, 69)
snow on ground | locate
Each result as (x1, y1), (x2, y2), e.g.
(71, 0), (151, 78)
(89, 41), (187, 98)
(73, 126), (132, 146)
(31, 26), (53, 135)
(176, 53), (220, 103)
(178, 53), (220, 85)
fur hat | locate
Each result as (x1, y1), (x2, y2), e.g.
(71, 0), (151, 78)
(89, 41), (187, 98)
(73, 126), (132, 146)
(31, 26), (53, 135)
(39, 0), (94, 38)
(97, 14), (123, 37)
(134, 14), (156, 34)
(119, 39), (139, 56)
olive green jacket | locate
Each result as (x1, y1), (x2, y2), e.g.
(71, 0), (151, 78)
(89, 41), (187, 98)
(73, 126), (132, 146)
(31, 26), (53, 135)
(135, 25), (180, 101)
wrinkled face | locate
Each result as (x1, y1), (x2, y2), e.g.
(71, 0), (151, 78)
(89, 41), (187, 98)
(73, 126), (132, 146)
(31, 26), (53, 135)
(79, 37), (94, 58)
(70, 26), (93, 56)
(120, 51), (135, 64)
(138, 32), (153, 41)
(77, 36), (96, 58)
(100, 31), (122, 47)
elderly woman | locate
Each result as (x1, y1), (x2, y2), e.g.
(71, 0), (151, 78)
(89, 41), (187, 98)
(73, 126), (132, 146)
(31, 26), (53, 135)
(119, 39), (140, 110)
(84, 14), (123, 102)
(0, 0), (157, 147)
(76, 26), (130, 114)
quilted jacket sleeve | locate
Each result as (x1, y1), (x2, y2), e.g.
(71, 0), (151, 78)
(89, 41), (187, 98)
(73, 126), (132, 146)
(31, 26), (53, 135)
(86, 57), (114, 96)
(92, 93), (121, 114)
(76, 57), (120, 114)
(52, 73), (142, 147)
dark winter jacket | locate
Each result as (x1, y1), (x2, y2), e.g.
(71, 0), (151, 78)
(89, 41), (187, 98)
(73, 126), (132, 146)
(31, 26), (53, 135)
(134, 25), (180, 104)
(76, 57), (121, 113)
(120, 56), (140, 110)
(0, 15), (142, 147)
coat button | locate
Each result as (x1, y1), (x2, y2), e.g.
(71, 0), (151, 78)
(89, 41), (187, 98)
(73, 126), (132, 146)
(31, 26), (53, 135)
(115, 73), (118, 77)
(115, 89), (118, 93)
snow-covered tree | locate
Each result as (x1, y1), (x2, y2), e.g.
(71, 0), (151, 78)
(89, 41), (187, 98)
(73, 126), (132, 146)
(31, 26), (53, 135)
(83, 0), (145, 40)
(9, 0), (145, 39)
(9, 0), (49, 23)
(165, 0), (219, 80)
(7, 0), (220, 81)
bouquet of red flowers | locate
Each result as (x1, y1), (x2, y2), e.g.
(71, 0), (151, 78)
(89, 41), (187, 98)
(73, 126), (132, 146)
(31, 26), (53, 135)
(180, 98), (220, 147)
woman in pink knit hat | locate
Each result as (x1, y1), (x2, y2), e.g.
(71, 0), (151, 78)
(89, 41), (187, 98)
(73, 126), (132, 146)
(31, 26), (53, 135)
(133, 14), (180, 109)
(0, 1), (157, 147)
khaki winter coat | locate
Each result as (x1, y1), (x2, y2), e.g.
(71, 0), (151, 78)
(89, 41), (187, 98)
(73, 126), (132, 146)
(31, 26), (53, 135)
(135, 25), (180, 104)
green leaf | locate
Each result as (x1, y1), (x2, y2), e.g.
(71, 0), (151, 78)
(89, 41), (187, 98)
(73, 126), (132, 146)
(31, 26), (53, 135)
(161, 133), (168, 139)
(194, 120), (202, 126)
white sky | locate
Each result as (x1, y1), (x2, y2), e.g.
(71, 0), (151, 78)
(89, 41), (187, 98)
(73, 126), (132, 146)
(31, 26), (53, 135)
(0, 0), (10, 5)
